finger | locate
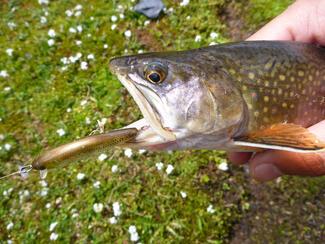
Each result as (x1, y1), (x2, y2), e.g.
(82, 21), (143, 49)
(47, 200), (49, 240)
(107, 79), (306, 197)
(227, 152), (252, 165)
(247, 0), (325, 45)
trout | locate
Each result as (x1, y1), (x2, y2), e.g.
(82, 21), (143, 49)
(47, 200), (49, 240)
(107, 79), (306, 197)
(109, 41), (325, 153)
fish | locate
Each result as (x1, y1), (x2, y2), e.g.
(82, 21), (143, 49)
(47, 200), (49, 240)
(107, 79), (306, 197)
(109, 41), (325, 153)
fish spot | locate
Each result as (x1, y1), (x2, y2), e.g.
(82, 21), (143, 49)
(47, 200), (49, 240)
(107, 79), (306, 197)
(298, 70), (305, 77)
(263, 96), (269, 102)
(289, 91), (294, 97)
(265, 80), (270, 87)
(282, 102), (287, 108)
(279, 74), (286, 81)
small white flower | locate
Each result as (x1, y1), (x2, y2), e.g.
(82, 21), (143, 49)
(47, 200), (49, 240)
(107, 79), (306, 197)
(7, 240), (13, 244)
(93, 203), (104, 213)
(144, 20), (150, 26)
(112, 202), (121, 216)
(40, 188), (49, 196)
(87, 33), (91, 37)
(138, 149), (146, 154)
(80, 99), (87, 106)
(87, 54), (94, 60)
(49, 222), (58, 232)
(180, 191), (187, 198)
(155, 162), (164, 171)
(6, 222), (13, 230)
(210, 32), (218, 39)
(41, 16), (47, 24)
(195, 35), (201, 42)
(180, 0), (190, 6)
(48, 29), (56, 37)
(46, 203), (51, 208)
(207, 204), (215, 213)
(128, 225), (139, 242)
(69, 27), (76, 33)
(38, 0), (49, 5)
(4, 143), (11, 151)
(111, 24), (117, 30)
(137, 49), (144, 54)
(48, 39), (55, 46)
(218, 161), (229, 171)
(98, 153), (107, 161)
(76, 52), (82, 59)
(209, 42), (217, 46)
(165, 164), (174, 175)
(74, 4), (82, 10)
(69, 56), (78, 63)
(124, 30), (132, 38)
(66, 108), (72, 112)
(44, 11), (49, 16)
(90, 16), (94, 20)
(76, 172), (85, 180)
(80, 61), (88, 70)
(65, 10), (73, 17)
(111, 165), (118, 173)
(124, 148), (133, 158)
(0, 134), (4, 140)
(93, 181), (101, 188)
(60, 57), (69, 65)
(49, 232), (58, 241)
(74, 11), (81, 17)
(6, 48), (13, 56)
(75, 40), (82, 46)
(0, 70), (9, 78)
(103, 44), (108, 49)
(109, 216), (117, 224)
(111, 15), (118, 22)
(72, 212), (79, 218)
(119, 13), (125, 19)
(7, 22), (16, 29)
(76, 25), (83, 33)
(56, 128), (65, 136)
(85, 117), (91, 124)
(39, 180), (48, 187)
(4, 86), (11, 91)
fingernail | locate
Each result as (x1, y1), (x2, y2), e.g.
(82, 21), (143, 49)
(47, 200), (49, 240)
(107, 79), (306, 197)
(253, 164), (282, 182)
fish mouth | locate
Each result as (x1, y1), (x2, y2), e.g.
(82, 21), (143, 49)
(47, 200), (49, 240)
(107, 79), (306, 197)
(109, 58), (176, 145)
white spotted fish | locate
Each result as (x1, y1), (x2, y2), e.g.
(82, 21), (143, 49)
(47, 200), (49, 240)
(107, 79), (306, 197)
(110, 41), (325, 153)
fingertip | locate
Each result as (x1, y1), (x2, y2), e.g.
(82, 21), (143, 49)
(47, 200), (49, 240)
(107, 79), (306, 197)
(227, 152), (252, 165)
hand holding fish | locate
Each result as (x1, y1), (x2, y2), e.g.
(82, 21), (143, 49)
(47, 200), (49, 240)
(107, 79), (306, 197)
(228, 0), (325, 181)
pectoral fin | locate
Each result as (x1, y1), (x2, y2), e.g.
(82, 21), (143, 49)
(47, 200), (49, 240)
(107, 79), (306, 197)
(233, 123), (325, 153)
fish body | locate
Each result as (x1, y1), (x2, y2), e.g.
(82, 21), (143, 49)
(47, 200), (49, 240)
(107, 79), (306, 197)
(109, 41), (325, 152)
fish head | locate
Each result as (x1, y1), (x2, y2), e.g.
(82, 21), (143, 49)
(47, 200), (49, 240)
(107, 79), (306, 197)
(109, 51), (245, 150)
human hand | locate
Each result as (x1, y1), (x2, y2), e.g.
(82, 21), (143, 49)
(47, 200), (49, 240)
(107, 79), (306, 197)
(228, 0), (325, 182)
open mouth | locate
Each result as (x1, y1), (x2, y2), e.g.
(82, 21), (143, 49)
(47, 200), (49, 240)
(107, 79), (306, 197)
(116, 73), (176, 142)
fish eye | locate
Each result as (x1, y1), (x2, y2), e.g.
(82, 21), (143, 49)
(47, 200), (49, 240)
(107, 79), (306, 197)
(144, 62), (167, 84)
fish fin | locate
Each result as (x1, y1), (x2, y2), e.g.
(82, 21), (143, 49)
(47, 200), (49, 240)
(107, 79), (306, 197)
(233, 123), (325, 153)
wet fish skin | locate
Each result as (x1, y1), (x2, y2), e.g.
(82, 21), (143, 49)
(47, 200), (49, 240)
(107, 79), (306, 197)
(110, 41), (325, 152)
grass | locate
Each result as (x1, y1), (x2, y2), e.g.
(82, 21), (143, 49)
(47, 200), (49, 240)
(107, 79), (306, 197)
(0, 0), (324, 243)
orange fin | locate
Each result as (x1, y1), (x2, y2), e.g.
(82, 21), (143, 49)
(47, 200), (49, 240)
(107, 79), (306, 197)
(233, 123), (325, 153)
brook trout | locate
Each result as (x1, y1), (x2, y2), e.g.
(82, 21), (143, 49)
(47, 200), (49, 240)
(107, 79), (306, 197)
(110, 41), (325, 153)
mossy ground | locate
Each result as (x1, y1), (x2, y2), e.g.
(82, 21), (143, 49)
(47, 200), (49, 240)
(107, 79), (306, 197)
(0, 0), (324, 243)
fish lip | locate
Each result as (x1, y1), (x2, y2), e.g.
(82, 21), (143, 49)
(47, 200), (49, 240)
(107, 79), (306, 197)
(114, 72), (176, 141)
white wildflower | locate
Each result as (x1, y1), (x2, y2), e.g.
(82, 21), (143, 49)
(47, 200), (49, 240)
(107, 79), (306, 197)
(47, 39), (55, 46)
(74, 11), (81, 17)
(93, 203), (104, 213)
(165, 164), (174, 175)
(144, 20), (150, 26)
(6, 222), (13, 230)
(76, 52), (82, 59)
(80, 99), (87, 106)
(49, 232), (58, 241)
(0, 70), (9, 78)
(98, 153), (108, 161)
(137, 49), (144, 54)
(155, 162), (164, 171)
(207, 204), (215, 213)
(40, 188), (49, 196)
(66, 108), (72, 113)
(76, 25), (83, 33)
(4, 143), (11, 151)
(180, 191), (187, 198)
(111, 24), (117, 30)
(76, 172), (85, 180)
(109, 216), (117, 224)
(74, 4), (82, 10)
(111, 15), (118, 22)
(4, 86), (11, 91)
(69, 27), (76, 33)
(195, 35), (201, 42)
(39, 180), (48, 187)
(128, 225), (139, 242)
(103, 44), (108, 49)
(38, 0), (49, 5)
(40, 16), (47, 24)
(87, 53), (94, 60)
(93, 181), (101, 188)
(75, 40), (82, 46)
(56, 128), (65, 136)
(49, 222), (58, 232)
(218, 161), (229, 171)
(46, 203), (51, 208)
(80, 61), (88, 70)
(61, 66), (68, 71)
(87, 33), (91, 37)
(7, 22), (16, 29)
(124, 148), (133, 158)
(180, 0), (190, 6)
(138, 149), (146, 154)
(210, 32), (218, 39)
(60, 57), (69, 65)
(112, 202), (121, 217)
(119, 13), (125, 19)
(85, 117), (91, 124)
(209, 42), (217, 46)
(48, 29), (56, 37)
(111, 165), (118, 173)
(6, 48), (13, 56)
(124, 30), (132, 38)
(65, 10), (73, 17)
